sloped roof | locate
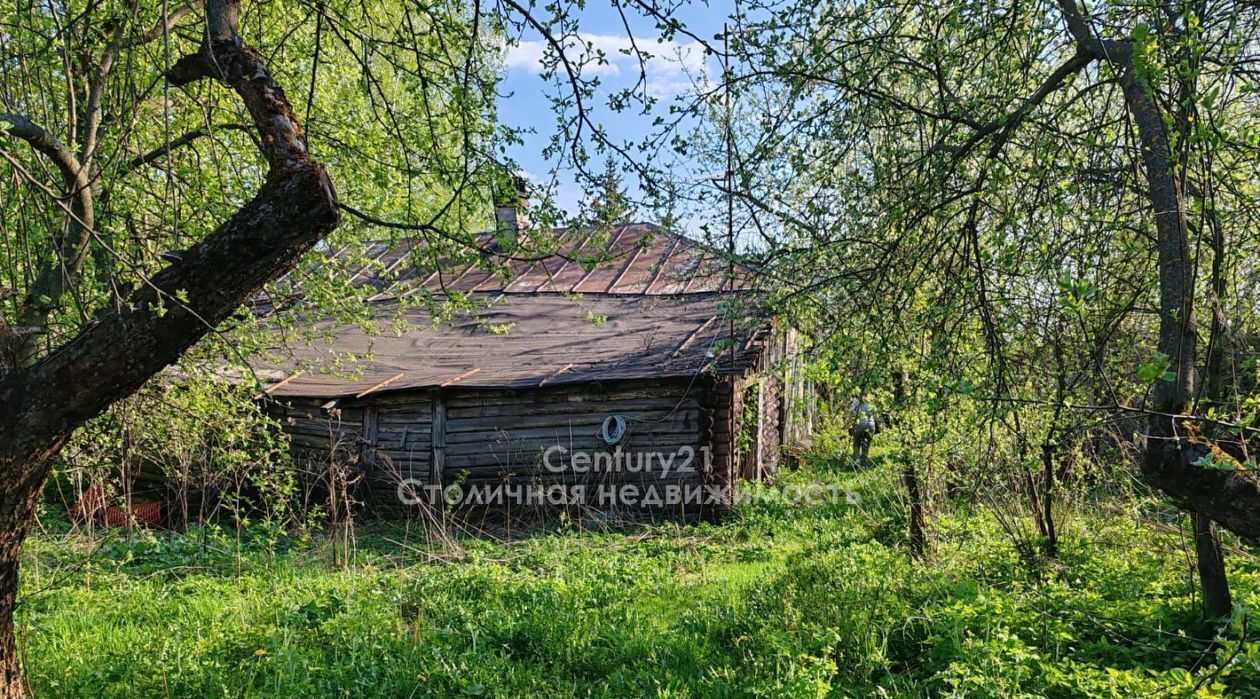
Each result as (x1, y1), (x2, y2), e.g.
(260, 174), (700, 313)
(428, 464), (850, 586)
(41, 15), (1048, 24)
(310, 222), (755, 300)
(253, 224), (771, 397)
(255, 292), (768, 399)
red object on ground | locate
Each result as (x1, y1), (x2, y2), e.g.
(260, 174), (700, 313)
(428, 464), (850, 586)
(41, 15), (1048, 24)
(70, 484), (163, 527)
(68, 483), (107, 521)
(104, 501), (163, 527)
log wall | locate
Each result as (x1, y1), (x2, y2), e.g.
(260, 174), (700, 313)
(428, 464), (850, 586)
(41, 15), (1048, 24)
(441, 379), (712, 489)
(269, 324), (816, 513)
(275, 399), (367, 468)
(272, 378), (728, 511)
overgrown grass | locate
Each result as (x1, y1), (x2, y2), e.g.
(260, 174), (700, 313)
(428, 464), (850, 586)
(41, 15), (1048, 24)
(18, 458), (1260, 697)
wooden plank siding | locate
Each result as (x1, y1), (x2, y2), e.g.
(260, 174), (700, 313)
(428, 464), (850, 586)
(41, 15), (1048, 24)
(271, 378), (730, 511)
(372, 394), (434, 487)
(267, 323), (816, 515)
(440, 380), (713, 493)
(275, 398), (366, 467)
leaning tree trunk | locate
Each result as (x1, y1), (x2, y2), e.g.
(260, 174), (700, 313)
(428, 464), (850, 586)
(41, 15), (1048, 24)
(1116, 63), (1260, 533)
(1052, 1), (1260, 541)
(0, 2), (339, 693)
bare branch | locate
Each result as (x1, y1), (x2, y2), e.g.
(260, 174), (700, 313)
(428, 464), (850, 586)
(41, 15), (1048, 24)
(119, 123), (254, 175)
(0, 114), (96, 360)
(121, 2), (200, 49)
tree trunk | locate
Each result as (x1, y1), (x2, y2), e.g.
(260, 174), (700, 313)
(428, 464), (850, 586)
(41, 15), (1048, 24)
(1193, 512), (1232, 617)
(0, 554), (22, 698)
(1054, 1), (1260, 538)
(0, 512), (37, 697)
(1189, 173), (1234, 618)
(0, 2), (339, 693)
(892, 368), (926, 558)
(0, 445), (55, 698)
(1041, 442), (1058, 557)
(903, 461), (926, 559)
(1116, 60), (1260, 534)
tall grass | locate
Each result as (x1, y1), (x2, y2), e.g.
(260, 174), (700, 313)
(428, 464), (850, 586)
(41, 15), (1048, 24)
(17, 459), (1260, 697)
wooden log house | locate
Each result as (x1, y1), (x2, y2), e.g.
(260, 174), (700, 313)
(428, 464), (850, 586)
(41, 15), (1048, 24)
(254, 217), (813, 514)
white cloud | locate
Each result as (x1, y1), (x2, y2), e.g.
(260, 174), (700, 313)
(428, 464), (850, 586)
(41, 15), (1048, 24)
(504, 33), (711, 98)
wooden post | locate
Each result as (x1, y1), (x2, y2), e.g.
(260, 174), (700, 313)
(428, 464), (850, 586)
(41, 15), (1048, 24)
(361, 405), (378, 473)
(430, 390), (447, 486)
(754, 379), (765, 480)
(775, 377), (789, 456)
(904, 461), (926, 559)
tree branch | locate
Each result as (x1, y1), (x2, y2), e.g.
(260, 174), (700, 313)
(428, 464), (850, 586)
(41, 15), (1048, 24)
(941, 52), (1092, 161)
(0, 115), (86, 189)
(119, 123), (254, 175)
(0, 114), (96, 362)
(121, 2), (200, 49)
(1055, 0), (1132, 62)
(2, 0), (339, 465)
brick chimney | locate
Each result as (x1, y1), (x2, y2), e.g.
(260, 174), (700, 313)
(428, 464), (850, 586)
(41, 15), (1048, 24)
(495, 175), (530, 238)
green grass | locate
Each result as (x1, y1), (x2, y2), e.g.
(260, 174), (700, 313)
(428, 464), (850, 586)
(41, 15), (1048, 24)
(17, 460), (1260, 697)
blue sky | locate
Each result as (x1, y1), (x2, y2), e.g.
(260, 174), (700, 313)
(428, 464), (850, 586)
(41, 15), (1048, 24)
(497, 1), (732, 220)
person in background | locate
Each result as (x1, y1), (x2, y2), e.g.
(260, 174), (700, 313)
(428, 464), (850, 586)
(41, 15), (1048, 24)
(849, 396), (877, 467)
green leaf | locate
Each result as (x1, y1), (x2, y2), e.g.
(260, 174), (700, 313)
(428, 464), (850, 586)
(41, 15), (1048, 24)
(1137, 353), (1172, 383)
(1193, 453), (1235, 472)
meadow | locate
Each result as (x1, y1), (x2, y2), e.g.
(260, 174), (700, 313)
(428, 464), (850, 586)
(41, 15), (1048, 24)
(18, 456), (1260, 698)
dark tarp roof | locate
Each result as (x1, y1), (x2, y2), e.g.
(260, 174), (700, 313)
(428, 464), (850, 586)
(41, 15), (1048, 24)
(286, 223), (755, 302)
(254, 292), (769, 399)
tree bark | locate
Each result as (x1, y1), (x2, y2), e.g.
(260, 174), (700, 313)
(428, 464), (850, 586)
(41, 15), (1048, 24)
(1054, 0), (1260, 539)
(1193, 512), (1232, 617)
(0, 562), (21, 698)
(904, 461), (926, 559)
(1040, 442), (1058, 557)
(0, 471), (45, 695)
(0, 2), (339, 693)
(1189, 172), (1235, 618)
